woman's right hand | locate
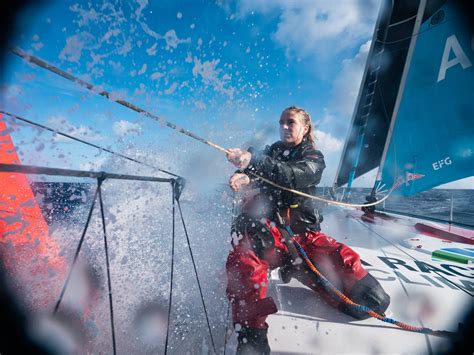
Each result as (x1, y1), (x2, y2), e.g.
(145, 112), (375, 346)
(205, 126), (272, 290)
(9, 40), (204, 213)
(229, 173), (250, 192)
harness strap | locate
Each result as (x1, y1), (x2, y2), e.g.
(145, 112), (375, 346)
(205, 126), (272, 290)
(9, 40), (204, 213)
(275, 211), (300, 263)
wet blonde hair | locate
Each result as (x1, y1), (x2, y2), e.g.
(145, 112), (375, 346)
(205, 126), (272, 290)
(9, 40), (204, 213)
(282, 106), (316, 147)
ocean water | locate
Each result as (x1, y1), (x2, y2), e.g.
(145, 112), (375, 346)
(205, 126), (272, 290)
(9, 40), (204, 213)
(32, 184), (474, 229)
(318, 187), (474, 227)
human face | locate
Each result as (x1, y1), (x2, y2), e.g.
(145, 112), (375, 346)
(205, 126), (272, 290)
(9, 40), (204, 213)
(279, 111), (308, 147)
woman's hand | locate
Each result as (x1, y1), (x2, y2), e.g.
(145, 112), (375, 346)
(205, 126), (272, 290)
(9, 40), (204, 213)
(229, 173), (250, 192)
(226, 148), (251, 169)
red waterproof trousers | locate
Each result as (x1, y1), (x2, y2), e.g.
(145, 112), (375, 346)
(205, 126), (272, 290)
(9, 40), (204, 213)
(226, 220), (367, 328)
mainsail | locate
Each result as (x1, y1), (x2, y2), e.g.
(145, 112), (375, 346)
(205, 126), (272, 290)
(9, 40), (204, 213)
(376, 0), (474, 195)
(334, 0), (474, 196)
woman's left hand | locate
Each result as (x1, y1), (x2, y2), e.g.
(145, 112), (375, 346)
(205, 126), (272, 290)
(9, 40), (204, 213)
(226, 148), (251, 169)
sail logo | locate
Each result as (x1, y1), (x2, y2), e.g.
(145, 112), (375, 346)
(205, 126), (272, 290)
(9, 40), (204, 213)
(404, 172), (425, 186)
(362, 256), (474, 293)
(432, 156), (452, 170)
(437, 34), (473, 82)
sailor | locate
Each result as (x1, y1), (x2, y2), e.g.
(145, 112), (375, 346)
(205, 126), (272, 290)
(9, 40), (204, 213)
(226, 106), (390, 354)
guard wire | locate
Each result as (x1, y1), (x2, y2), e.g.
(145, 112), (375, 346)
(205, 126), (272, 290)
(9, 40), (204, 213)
(176, 197), (217, 354)
(0, 109), (180, 178)
(97, 178), (117, 355)
(53, 183), (99, 314)
(164, 183), (176, 355)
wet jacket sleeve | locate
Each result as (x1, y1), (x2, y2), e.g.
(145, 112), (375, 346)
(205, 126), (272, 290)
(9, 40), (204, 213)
(245, 146), (326, 188)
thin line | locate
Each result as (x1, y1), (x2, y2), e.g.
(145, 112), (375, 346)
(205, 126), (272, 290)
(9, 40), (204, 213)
(377, 19), (452, 45)
(53, 184), (99, 314)
(98, 179), (117, 355)
(1, 110), (180, 178)
(9, 47), (227, 154)
(164, 183), (176, 354)
(387, 14), (418, 28)
(223, 304), (230, 355)
(177, 198), (217, 354)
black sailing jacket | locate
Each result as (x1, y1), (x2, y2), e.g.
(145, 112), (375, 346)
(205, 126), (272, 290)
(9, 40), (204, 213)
(242, 137), (326, 232)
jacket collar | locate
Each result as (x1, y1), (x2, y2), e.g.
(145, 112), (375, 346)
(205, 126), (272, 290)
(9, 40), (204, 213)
(277, 137), (311, 151)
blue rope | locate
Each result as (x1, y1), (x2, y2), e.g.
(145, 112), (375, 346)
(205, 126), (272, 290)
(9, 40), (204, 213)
(291, 235), (454, 337)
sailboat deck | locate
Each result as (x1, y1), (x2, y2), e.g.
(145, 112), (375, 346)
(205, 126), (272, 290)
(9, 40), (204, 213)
(225, 206), (472, 354)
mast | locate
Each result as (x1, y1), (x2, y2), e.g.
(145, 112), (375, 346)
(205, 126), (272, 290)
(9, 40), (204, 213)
(345, 4), (393, 197)
(333, 0), (392, 197)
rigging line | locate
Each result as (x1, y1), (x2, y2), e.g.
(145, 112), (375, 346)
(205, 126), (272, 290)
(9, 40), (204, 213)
(54, 183), (99, 314)
(97, 178), (117, 355)
(387, 14), (418, 28)
(376, 82), (391, 125)
(376, 18), (453, 45)
(223, 304), (231, 355)
(352, 216), (473, 297)
(176, 198), (217, 354)
(164, 182), (176, 355)
(0, 110), (180, 178)
(10, 47), (226, 154)
(247, 169), (395, 208)
(10, 47), (391, 209)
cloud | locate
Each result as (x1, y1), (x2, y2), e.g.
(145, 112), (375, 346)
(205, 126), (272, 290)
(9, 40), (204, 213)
(315, 129), (343, 153)
(350, 167), (378, 187)
(79, 155), (108, 171)
(112, 120), (142, 137)
(313, 41), (372, 183)
(236, 0), (379, 62)
(330, 40), (371, 116)
(47, 116), (104, 143)
(314, 40), (371, 140)
(438, 176), (474, 189)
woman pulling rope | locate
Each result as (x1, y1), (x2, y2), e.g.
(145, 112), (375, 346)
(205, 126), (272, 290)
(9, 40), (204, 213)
(225, 106), (391, 354)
